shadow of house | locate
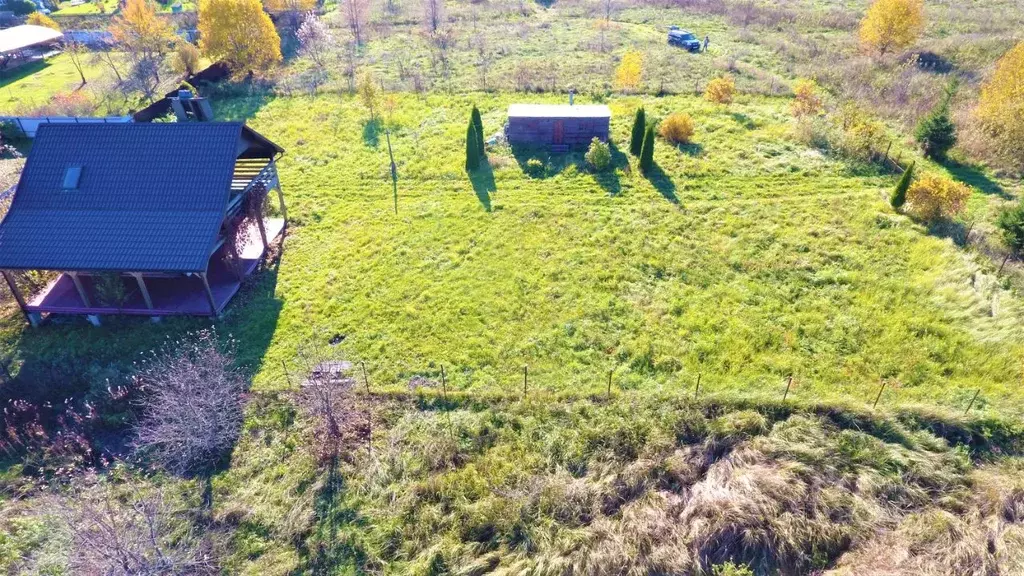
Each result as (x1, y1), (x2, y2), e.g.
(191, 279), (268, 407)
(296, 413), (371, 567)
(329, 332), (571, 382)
(644, 163), (679, 204)
(469, 161), (496, 211)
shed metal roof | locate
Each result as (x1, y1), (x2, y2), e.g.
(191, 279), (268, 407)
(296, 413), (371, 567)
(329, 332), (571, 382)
(508, 104), (612, 119)
(0, 122), (279, 273)
(0, 25), (64, 54)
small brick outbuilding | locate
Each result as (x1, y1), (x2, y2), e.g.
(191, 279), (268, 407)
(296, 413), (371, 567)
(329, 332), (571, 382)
(506, 104), (611, 150)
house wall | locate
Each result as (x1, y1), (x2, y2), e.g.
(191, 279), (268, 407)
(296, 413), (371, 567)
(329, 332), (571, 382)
(507, 116), (610, 147)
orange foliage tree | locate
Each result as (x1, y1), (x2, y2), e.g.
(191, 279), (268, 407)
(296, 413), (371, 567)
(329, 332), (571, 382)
(199, 0), (282, 73)
(859, 0), (924, 55)
(976, 42), (1024, 171)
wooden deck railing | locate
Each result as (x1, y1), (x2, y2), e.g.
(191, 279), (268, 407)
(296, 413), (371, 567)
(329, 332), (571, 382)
(227, 160), (279, 217)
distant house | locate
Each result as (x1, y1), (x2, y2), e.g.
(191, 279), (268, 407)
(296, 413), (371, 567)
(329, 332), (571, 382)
(0, 122), (286, 325)
(0, 24), (63, 68)
(506, 104), (611, 151)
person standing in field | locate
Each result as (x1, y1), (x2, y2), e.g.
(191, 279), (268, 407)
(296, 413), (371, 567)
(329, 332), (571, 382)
(703, 35), (710, 52)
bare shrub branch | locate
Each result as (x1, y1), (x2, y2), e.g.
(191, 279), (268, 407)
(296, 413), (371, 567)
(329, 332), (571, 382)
(133, 330), (246, 476)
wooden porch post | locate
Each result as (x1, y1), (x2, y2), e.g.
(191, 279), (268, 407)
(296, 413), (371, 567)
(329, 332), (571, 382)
(272, 161), (287, 221)
(199, 272), (219, 316)
(2, 270), (34, 325)
(255, 210), (269, 251)
(132, 273), (154, 310)
(68, 272), (91, 307)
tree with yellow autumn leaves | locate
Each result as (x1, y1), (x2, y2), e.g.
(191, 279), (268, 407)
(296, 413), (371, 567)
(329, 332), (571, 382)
(976, 42), (1024, 170)
(613, 50), (643, 93)
(859, 0), (924, 55)
(199, 0), (282, 73)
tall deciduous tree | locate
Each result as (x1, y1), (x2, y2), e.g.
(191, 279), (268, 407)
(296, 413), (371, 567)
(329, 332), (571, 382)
(110, 0), (176, 87)
(341, 0), (370, 45)
(199, 0), (283, 73)
(422, 0), (445, 34)
(859, 0), (924, 55)
(976, 42), (1024, 171)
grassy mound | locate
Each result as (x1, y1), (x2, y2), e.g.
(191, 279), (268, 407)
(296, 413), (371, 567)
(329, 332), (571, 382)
(203, 393), (1024, 575)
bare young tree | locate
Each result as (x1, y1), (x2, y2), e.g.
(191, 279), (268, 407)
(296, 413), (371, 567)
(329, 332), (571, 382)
(64, 38), (89, 86)
(292, 339), (370, 462)
(474, 34), (494, 90)
(341, 0), (370, 45)
(341, 35), (359, 92)
(421, 0), (445, 34)
(55, 482), (217, 575)
(133, 330), (247, 476)
(298, 11), (333, 88)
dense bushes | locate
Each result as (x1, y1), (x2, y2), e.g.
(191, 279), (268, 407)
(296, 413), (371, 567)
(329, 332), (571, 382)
(133, 331), (247, 475)
(585, 137), (611, 171)
(704, 77), (735, 104)
(791, 78), (823, 117)
(659, 112), (695, 144)
(997, 201), (1024, 256)
(905, 173), (972, 222)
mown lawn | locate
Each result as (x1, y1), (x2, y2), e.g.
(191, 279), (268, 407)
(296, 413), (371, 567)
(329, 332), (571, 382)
(4, 91), (1019, 414)
(0, 54), (113, 115)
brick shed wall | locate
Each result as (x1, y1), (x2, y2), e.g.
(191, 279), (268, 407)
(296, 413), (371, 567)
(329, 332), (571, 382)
(507, 116), (610, 147)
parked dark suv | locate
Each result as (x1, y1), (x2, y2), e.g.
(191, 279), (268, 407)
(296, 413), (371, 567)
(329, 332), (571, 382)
(668, 27), (701, 52)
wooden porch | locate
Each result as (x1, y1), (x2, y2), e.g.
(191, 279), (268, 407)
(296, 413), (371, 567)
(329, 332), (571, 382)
(16, 218), (283, 319)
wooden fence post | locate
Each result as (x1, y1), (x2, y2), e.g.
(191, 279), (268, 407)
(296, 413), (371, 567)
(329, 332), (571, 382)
(964, 389), (981, 416)
(872, 379), (887, 409)
(783, 375), (793, 401)
(523, 365), (528, 397)
(281, 359), (291, 386)
(607, 370), (612, 399)
(361, 361), (370, 394)
(694, 373), (701, 400)
(441, 364), (448, 399)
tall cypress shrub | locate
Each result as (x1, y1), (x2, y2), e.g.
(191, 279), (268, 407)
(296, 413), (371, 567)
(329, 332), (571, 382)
(471, 105), (485, 156)
(466, 119), (480, 171)
(630, 107), (646, 156)
(891, 161), (914, 209)
(639, 125), (655, 172)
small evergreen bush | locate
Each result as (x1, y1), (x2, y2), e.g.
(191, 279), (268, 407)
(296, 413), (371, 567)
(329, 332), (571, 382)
(891, 161), (914, 209)
(585, 138), (612, 171)
(629, 107), (646, 156)
(465, 119), (480, 171)
(525, 158), (545, 177)
(997, 201), (1024, 255)
(658, 113), (695, 144)
(915, 100), (956, 160)
(639, 125), (655, 172)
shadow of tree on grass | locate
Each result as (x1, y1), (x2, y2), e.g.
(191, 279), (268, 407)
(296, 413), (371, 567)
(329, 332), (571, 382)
(942, 159), (1011, 199)
(469, 160), (496, 211)
(643, 163), (679, 204)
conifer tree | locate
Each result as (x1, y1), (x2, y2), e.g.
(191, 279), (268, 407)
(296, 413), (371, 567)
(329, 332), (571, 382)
(466, 119), (480, 171)
(639, 125), (655, 172)
(471, 105), (485, 156)
(891, 161), (914, 209)
(630, 107), (646, 156)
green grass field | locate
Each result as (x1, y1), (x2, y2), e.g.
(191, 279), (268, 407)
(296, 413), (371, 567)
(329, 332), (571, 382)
(5, 92), (1021, 414)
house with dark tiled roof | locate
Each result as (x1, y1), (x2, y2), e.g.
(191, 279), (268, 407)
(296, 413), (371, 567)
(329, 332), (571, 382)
(0, 122), (286, 325)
